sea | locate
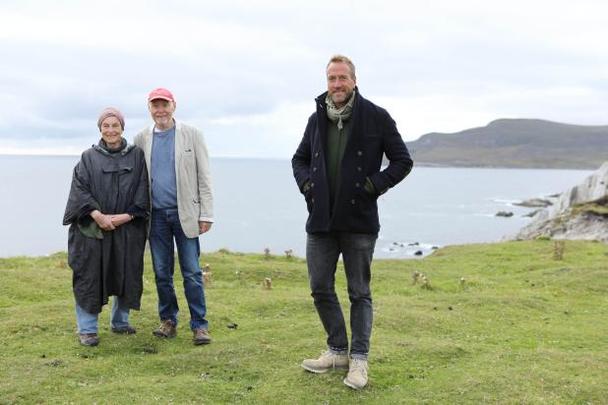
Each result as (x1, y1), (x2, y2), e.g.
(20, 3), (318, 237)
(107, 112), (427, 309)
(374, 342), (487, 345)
(0, 155), (591, 258)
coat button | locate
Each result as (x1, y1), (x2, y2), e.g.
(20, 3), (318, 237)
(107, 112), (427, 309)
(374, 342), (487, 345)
(313, 167), (317, 172)
(351, 199), (356, 205)
(357, 166), (362, 172)
(357, 150), (363, 156)
(314, 152), (319, 157)
(312, 198), (315, 203)
(310, 182), (315, 188)
(355, 182), (361, 188)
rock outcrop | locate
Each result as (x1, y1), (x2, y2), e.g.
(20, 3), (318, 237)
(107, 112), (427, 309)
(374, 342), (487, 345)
(515, 162), (608, 241)
(513, 198), (554, 208)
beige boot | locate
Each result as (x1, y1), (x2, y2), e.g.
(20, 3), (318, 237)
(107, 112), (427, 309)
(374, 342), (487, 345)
(343, 358), (369, 389)
(301, 350), (349, 373)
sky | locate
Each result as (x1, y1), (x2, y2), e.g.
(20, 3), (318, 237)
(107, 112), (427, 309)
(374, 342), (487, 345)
(1, 0), (607, 158)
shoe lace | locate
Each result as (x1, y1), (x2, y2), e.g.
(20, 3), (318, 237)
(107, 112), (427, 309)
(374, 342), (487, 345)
(350, 358), (368, 375)
(321, 350), (342, 359)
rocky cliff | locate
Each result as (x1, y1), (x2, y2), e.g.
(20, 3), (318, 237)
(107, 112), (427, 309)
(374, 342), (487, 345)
(515, 162), (608, 241)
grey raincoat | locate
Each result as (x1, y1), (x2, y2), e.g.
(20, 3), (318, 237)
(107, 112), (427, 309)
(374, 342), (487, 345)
(63, 140), (149, 314)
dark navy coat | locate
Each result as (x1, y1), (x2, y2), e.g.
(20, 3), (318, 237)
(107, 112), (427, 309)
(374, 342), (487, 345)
(292, 89), (413, 234)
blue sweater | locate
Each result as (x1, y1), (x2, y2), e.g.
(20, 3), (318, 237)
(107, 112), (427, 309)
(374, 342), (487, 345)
(151, 127), (178, 209)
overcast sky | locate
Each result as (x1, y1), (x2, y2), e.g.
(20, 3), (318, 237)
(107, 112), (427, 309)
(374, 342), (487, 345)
(1, 0), (607, 157)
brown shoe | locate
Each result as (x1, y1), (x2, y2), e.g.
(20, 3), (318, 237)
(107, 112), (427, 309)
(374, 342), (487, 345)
(152, 320), (176, 338)
(79, 333), (99, 347)
(193, 328), (212, 345)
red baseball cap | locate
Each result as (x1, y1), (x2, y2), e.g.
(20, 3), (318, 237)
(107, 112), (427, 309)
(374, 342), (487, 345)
(148, 88), (175, 102)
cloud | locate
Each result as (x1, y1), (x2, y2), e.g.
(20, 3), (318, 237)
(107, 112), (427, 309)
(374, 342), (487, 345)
(203, 101), (312, 158)
(0, 0), (607, 156)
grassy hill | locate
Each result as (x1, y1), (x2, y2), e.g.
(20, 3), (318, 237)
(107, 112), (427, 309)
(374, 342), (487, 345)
(407, 119), (608, 169)
(1, 241), (607, 403)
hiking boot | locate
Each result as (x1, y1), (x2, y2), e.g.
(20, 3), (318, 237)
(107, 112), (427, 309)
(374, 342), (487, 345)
(152, 320), (177, 338)
(193, 328), (212, 345)
(79, 333), (99, 347)
(111, 325), (137, 335)
(301, 350), (349, 373)
(343, 358), (369, 390)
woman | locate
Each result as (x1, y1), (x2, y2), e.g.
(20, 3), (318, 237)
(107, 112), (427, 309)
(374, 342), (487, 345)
(63, 107), (149, 346)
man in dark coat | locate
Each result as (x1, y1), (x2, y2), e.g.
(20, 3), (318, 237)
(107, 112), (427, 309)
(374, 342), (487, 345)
(292, 55), (413, 389)
(63, 107), (149, 346)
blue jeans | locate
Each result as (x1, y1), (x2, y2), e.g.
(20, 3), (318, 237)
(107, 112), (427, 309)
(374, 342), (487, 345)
(149, 208), (208, 330)
(306, 232), (377, 359)
(75, 297), (130, 334)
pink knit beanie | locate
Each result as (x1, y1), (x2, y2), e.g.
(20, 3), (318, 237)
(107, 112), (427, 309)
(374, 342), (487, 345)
(97, 107), (125, 130)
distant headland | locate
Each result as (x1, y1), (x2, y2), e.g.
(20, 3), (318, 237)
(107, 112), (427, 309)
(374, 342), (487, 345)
(406, 118), (608, 169)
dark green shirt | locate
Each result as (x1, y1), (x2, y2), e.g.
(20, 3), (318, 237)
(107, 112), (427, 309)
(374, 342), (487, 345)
(326, 119), (351, 209)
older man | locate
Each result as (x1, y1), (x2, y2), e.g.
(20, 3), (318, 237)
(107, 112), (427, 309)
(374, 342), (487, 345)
(292, 55), (413, 389)
(134, 88), (214, 345)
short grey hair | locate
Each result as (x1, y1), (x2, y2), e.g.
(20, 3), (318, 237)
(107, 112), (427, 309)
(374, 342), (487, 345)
(326, 54), (356, 81)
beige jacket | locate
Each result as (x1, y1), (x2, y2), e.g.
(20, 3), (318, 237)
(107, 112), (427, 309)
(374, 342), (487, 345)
(134, 121), (214, 238)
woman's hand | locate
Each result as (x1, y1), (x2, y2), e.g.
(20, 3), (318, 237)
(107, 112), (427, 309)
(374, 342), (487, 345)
(110, 213), (133, 227)
(91, 210), (116, 231)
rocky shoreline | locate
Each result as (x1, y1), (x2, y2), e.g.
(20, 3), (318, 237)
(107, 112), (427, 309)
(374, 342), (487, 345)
(514, 161), (608, 242)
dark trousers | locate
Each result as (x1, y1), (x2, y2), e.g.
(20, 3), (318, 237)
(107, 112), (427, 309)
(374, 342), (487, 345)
(306, 232), (377, 357)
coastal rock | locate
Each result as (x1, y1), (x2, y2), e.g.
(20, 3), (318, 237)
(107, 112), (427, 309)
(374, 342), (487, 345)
(515, 161), (608, 241)
(523, 209), (541, 218)
(517, 212), (608, 241)
(496, 211), (514, 217)
(513, 198), (554, 208)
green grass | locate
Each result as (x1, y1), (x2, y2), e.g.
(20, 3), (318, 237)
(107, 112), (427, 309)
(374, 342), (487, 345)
(1, 240), (607, 404)
(573, 201), (608, 216)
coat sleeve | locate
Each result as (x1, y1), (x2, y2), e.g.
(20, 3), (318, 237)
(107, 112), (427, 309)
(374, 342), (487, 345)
(368, 109), (413, 195)
(62, 154), (101, 225)
(193, 128), (214, 222)
(133, 130), (145, 149)
(133, 133), (141, 148)
(291, 114), (315, 193)
(126, 148), (150, 219)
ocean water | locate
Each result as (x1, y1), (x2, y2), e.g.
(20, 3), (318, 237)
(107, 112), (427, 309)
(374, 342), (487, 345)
(0, 155), (591, 258)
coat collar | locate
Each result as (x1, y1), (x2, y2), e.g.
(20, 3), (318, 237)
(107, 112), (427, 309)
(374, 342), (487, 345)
(139, 120), (184, 174)
(145, 120), (183, 136)
(315, 87), (362, 134)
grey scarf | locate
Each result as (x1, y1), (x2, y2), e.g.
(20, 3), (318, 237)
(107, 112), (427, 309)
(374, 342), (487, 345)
(326, 91), (355, 130)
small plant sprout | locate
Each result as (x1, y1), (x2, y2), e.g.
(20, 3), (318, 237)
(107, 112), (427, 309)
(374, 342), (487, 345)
(553, 240), (565, 260)
(412, 271), (421, 285)
(420, 274), (432, 290)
